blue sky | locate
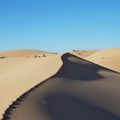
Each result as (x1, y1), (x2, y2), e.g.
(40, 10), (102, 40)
(0, 0), (120, 52)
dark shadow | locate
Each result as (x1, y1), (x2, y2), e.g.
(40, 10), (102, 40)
(43, 93), (120, 120)
(2, 95), (27, 120)
(56, 53), (106, 81)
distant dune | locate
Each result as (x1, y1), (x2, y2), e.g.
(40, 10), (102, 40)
(71, 50), (99, 58)
(0, 49), (52, 57)
(72, 48), (120, 73)
(86, 48), (120, 73)
(2, 53), (120, 120)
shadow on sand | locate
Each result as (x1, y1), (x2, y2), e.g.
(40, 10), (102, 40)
(43, 93), (120, 120)
(56, 53), (106, 80)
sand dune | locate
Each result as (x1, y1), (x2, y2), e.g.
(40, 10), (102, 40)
(3, 53), (120, 120)
(71, 50), (99, 58)
(0, 52), (62, 119)
(0, 49), (52, 58)
(86, 48), (120, 72)
(0, 50), (56, 74)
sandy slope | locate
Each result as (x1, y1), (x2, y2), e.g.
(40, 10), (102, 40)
(0, 57), (35, 74)
(3, 53), (120, 120)
(0, 49), (56, 74)
(0, 52), (62, 119)
(86, 48), (120, 72)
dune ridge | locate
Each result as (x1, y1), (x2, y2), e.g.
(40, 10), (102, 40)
(2, 53), (120, 120)
(72, 48), (120, 73)
(86, 48), (120, 73)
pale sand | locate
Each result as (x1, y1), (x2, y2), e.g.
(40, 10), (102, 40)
(0, 49), (52, 57)
(0, 50), (62, 119)
(71, 50), (99, 58)
(2, 53), (120, 120)
(86, 48), (120, 72)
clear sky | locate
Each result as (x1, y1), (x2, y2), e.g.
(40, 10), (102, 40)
(0, 0), (120, 52)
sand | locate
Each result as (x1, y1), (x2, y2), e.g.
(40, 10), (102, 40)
(0, 49), (52, 58)
(72, 48), (120, 73)
(86, 48), (120, 72)
(71, 50), (99, 58)
(0, 50), (62, 119)
(2, 53), (120, 120)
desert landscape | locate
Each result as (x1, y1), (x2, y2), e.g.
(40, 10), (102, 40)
(1, 0), (119, 119)
(0, 48), (120, 120)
